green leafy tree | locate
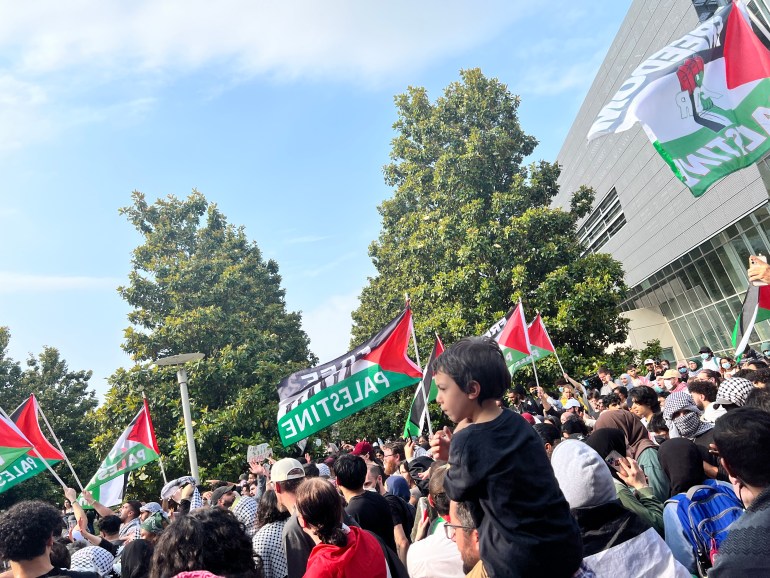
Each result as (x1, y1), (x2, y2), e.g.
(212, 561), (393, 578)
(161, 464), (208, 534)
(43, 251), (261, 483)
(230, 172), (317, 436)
(0, 327), (98, 508)
(93, 191), (314, 498)
(347, 69), (629, 437)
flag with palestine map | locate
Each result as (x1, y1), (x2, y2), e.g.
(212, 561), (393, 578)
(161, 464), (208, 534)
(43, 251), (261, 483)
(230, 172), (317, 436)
(732, 283), (770, 358)
(0, 395), (64, 494)
(79, 399), (160, 507)
(588, 2), (770, 197)
(277, 308), (422, 447)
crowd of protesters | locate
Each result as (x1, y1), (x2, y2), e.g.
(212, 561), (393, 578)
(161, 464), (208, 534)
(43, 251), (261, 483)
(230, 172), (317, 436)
(1, 261), (770, 578)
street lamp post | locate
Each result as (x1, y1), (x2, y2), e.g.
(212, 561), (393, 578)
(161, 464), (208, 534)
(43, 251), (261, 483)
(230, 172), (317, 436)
(154, 352), (205, 482)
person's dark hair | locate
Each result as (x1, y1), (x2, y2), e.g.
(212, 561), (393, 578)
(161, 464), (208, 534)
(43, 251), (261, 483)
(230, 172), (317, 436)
(687, 379), (718, 402)
(658, 390), (670, 400)
(295, 478), (347, 547)
(750, 360), (769, 369)
(452, 501), (476, 530)
(629, 386), (660, 412)
(752, 368), (770, 387)
(700, 369), (722, 385)
(431, 337), (510, 403)
(601, 393), (622, 408)
(367, 463), (385, 481)
(99, 515), (122, 535)
(277, 476), (304, 494)
(303, 463), (319, 478)
(647, 412), (669, 433)
(714, 407), (770, 487)
(626, 363), (638, 371)
(334, 453), (367, 490)
(125, 500), (142, 518)
(256, 490), (289, 530)
(613, 386), (628, 398)
(562, 419), (588, 437)
(745, 388), (770, 414)
(150, 508), (260, 578)
(597, 366), (611, 376)
(121, 539), (154, 578)
(428, 464), (450, 516)
(50, 540), (71, 569)
(733, 368), (755, 379)
(533, 423), (561, 446)
(554, 377), (568, 387)
(382, 442), (406, 461)
(0, 501), (64, 561)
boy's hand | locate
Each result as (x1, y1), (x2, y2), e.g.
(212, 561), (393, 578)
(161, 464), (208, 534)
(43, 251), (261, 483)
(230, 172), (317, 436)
(430, 426), (452, 461)
(404, 438), (415, 460)
(616, 457), (647, 490)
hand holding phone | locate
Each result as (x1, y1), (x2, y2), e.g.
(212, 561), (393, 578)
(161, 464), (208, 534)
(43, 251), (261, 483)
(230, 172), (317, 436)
(749, 254), (769, 287)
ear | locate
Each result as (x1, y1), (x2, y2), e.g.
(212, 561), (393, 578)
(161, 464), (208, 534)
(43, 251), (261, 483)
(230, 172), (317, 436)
(467, 380), (482, 401)
(274, 482), (283, 495)
(470, 528), (480, 546)
(297, 513), (307, 529)
(428, 494), (435, 508)
(720, 457), (737, 479)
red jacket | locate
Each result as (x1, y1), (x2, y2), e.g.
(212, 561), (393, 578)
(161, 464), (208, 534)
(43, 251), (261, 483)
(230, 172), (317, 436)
(303, 526), (388, 578)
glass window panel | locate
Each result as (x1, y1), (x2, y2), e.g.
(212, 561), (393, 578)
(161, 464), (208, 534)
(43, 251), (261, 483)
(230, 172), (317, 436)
(675, 292), (692, 315)
(660, 300), (675, 318)
(694, 308), (720, 351)
(699, 266), (725, 302)
(730, 236), (751, 266)
(715, 245), (747, 294)
(755, 319), (770, 342)
(703, 304), (731, 346)
(743, 226), (770, 257)
(677, 315), (701, 356)
(715, 300), (735, 341)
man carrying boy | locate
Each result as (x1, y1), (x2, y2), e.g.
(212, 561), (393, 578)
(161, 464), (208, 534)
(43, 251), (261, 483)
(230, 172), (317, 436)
(430, 337), (583, 577)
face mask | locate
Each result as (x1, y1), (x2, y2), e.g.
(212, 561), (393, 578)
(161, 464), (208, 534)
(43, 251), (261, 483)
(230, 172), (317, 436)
(701, 353), (709, 360)
(663, 379), (673, 389)
(365, 487), (377, 492)
(653, 386), (663, 393)
(679, 368), (687, 374)
(763, 350), (770, 357)
(654, 435), (667, 445)
(721, 362), (731, 369)
(558, 387), (564, 393)
(673, 412), (701, 438)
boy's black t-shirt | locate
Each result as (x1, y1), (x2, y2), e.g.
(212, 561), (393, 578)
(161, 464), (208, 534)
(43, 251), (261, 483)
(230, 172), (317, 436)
(38, 569), (100, 578)
(345, 490), (397, 553)
(443, 409), (583, 578)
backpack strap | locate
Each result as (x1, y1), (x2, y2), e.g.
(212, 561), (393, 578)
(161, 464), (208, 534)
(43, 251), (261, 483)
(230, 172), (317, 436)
(685, 485), (714, 500)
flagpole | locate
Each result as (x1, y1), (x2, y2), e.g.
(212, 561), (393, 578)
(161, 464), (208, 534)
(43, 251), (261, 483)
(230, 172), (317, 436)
(537, 310), (566, 375)
(405, 293), (432, 437)
(0, 407), (68, 489)
(37, 401), (85, 492)
(530, 357), (540, 389)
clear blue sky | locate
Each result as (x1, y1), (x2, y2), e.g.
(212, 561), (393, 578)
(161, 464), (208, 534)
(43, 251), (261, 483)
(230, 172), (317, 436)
(0, 1), (633, 399)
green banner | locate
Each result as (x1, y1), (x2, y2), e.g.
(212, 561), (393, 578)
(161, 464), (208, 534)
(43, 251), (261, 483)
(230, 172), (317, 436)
(279, 366), (419, 446)
(0, 455), (58, 494)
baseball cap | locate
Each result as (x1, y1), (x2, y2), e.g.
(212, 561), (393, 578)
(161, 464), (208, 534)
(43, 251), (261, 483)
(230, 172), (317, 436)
(270, 458), (306, 482)
(210, 484), (236, 506)
(139, 501), (162, 514)
(564, 399), (582, 409)
(643, 358), (655, 365)
(662, 369), (680, 379)
(351, 441), (373, 456)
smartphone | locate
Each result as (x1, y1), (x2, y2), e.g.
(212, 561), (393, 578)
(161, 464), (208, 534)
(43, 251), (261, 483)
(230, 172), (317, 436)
(605, 450), (625, 472)
(751, 254), (768, 287)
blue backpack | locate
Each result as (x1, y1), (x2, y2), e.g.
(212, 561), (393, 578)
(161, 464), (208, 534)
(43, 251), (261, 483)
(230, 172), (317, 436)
(666, 479), (744, 576)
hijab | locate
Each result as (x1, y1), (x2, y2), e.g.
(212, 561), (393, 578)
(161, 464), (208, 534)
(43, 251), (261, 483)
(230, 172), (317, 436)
(593, 410), (656, 459)
(585, 429), (626, 482)
(657, 438), (705, 498)
(386, 475), (411, 502)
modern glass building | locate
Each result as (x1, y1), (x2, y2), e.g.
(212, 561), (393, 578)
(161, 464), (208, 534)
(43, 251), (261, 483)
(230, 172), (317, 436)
(555, 0), (770, 360)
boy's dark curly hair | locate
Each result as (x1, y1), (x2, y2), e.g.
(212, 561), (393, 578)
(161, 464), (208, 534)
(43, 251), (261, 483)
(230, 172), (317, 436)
(150, 508), (262, 578)
(0, 501), (64, 561)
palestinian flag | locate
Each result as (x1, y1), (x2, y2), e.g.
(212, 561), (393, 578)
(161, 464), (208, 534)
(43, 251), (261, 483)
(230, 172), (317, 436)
(732, 283), (770, 358)
(277, 308), (422, 447)
(0, 414), (33, 474)
(403, 336), (444, 439)
(528, 314), (557, 362)
(494, 302), (532, 375)
(0, 395), (65, 494)
(79, 399), (160, 507)
(588, 2), (770, 197)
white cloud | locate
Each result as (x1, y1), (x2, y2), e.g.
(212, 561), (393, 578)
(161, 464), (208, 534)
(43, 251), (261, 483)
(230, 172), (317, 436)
(301, 291), (360, 363)
(0, 271), (120, 293)
(0, 1), (528, 83)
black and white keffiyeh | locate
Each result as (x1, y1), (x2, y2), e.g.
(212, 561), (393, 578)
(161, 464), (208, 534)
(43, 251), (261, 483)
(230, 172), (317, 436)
(70, 545), (115, 577)
(715, 377), (754, 407)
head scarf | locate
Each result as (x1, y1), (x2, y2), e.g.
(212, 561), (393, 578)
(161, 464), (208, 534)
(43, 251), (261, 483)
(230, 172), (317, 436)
(619, 373), (633, 387)
(593, 410), (656, 459)
(663, 391), (714, 438)
(140, 511), (167, 535)
(687, 358), (702, 378)
(120, 539), (154, 578)
(71, 546), (115, 577)
(316, 463), (331, 478)
(386, 475), (411, 502)
(658, 438), (705, 498)
(715, 377), (754, 407)
(552, 440), (616, 509)
(585, 428), (627, 481)
(231, 495), (258, 538)
(139, 502), (162, 515)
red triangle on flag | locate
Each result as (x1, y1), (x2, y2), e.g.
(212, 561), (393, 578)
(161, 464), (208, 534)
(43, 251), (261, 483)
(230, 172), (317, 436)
(725, 2), (770, 89)
(496, 302), (532, 356)
(0, 415), (33, 450)
(528, 314), (556, 353)
(127, 399), (160, 455)
(364, 308), (423, 378)
(11, 395), (64, 461)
